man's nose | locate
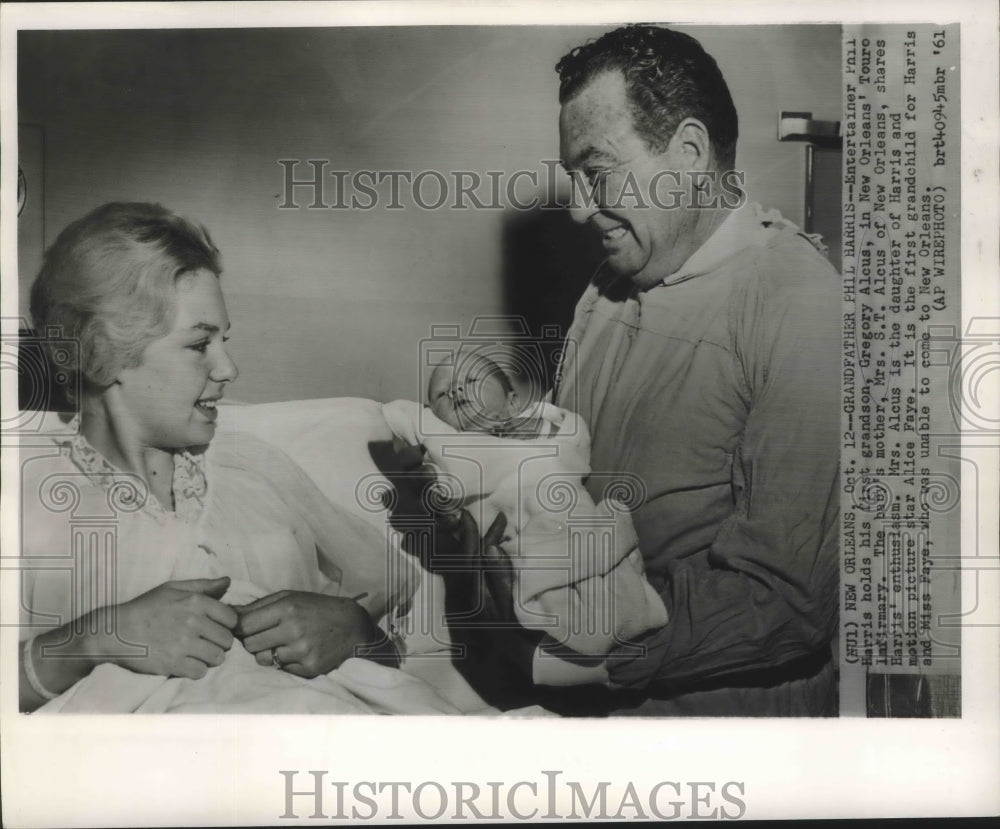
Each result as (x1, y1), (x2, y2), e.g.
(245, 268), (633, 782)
(567, 198), (600, 225)
(566, 178), (601, 225)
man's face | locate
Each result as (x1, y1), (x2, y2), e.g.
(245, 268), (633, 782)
(559, 70), (701, 287)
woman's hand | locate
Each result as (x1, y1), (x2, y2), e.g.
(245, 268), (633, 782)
(106, 576), (238, 678)
(20, 576), (238, 711)
(234, 591), (384, 677)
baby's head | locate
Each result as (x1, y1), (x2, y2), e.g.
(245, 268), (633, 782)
(428, 355), (520, 432)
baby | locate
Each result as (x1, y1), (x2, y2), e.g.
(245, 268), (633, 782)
(381, 355), (668, 672)
(426, 354), (532, 435)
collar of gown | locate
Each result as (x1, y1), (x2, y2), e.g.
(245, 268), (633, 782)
(656, 202), (805, 288)
(61, 415), (208, 524)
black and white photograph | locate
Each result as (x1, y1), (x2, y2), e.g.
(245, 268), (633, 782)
(1, 0), (997, 824)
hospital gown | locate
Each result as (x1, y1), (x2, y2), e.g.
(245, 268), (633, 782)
(17, 422), (468, 714)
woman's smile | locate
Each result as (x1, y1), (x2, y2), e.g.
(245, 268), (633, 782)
(194, 395), (221, 421)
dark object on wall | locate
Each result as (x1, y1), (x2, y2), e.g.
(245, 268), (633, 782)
(778, 110), (842, 147)
(778, 110), (843, 273)
(805, 144), (843, 273)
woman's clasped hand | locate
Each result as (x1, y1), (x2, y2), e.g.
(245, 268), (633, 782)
(234, 590), (385, 677)
(106, 576), (237, 679)
(111, 579), (389, 681)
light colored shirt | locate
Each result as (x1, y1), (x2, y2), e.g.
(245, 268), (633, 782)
(554, 204), (841, 715)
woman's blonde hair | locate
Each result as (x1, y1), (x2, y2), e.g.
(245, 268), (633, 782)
(30, 202), (221, 401)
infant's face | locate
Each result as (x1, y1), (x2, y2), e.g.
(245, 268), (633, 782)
(428, 361), (517, 432)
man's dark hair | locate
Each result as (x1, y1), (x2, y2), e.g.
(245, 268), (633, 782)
(556, 25), (738, 170)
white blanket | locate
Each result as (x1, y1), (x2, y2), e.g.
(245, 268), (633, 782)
(380, 399), (668, 658)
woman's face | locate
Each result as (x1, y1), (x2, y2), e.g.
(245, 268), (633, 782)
(115, 268), (238, 449)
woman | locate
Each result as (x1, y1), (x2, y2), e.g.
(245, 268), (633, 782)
(18, 202), (437, 714)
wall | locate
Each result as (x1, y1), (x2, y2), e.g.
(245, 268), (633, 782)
(18, 25), (841, 403)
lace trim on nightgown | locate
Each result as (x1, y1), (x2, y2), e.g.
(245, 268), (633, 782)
(61, 416), (208, 525)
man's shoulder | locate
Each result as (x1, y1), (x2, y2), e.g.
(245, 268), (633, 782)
(740, 224), (840, 305)
(705, 215), (842, 347)
(716, 203), (839, 288)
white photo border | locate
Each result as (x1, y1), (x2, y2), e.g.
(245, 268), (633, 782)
(1, 1), (997, 824)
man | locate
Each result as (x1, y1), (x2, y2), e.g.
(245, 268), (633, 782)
(465, 24), (840, 717)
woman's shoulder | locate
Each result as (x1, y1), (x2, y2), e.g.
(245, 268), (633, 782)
(19, 439), (143, 557)
(20, 438), (110, 505)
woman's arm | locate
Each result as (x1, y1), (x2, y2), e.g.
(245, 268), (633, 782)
(19, 576), (238, 713)
(215, 431), (420, 619)
(19, 625), (102, 712)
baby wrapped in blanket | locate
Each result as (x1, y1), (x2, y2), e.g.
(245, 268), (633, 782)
(381, 356), (667, 663)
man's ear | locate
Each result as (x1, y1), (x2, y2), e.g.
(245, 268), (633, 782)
(669, 118), (712, 171)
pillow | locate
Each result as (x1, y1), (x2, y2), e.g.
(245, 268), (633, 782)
(215, 398), (456, 661)
(215, 397), (394, 534)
